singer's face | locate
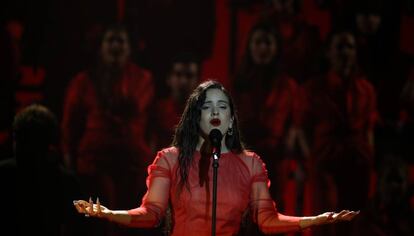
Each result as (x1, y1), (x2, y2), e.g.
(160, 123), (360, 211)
(199, 88), (233, 138)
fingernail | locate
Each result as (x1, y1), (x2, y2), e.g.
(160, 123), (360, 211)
(73, 200), (77, 205)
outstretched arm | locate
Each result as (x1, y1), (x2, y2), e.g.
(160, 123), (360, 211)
(250, 181), (358, 234)
(74, 198), (132, 225)
(73, 151), (171, 228)
(249, 155), (358, 234)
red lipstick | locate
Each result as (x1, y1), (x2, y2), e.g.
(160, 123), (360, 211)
(210, 118), (221, 127)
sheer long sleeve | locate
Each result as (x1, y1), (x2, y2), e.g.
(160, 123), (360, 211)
(249, 155), (302, 234)
(126, 150), (171, 227)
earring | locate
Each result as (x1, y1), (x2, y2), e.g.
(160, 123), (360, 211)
(227, 127), (233, 136)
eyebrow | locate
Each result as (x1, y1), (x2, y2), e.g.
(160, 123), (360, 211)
(203, 100), (229, 104)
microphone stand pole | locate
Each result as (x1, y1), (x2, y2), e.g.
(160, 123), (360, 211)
(211, 147), (220, 236)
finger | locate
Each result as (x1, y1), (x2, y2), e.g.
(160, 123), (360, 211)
(96, 197), (102, 215)
(343, 210), (360, 220)
(88, 197), (94, 215)
(333, 210), (349, 219)
(333, 210), (349, 220)
(338, 211), (355, 221)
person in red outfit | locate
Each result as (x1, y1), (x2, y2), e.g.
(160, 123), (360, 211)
(263, 0), (322, 82)
(233, 21), (301, 212)
(296, 30), (378, 236)
(62, 24), (154, 236)
(73, 80), (359, 236)
(149, 52), (200, 152)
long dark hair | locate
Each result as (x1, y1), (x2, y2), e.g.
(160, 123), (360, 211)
(171, 80), (244, 193)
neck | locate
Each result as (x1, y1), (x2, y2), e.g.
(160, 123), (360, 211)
(196, 136), (229, 153)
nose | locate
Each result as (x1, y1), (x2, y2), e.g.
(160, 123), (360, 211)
(212, 107), (219, 116)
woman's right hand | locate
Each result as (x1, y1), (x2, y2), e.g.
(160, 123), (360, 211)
(73, 197), (112, 220)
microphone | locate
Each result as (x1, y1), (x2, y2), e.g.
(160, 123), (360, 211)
(208, 129), (223, 235)
(209, 129), (223, 159)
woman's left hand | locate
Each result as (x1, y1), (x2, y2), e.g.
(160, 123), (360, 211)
(315, 210), (360, 225)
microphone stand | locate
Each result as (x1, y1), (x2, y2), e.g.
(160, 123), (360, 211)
(211, 146), (220, 236)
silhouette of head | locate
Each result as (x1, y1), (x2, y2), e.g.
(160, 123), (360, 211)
(13, 104), (59, 168)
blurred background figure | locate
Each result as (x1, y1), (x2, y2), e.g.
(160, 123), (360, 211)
(149, 52), (201, 152)
(263, 0), (322, 82)
(399, 67), (414, 158)
(0, 19), (17, 161)
(350, 0), (406, 126)
(0, 17), (48, 162)
(352, 0), (388, 88)
(398, 66), (414, 201)
(296, 29), (378, 236)
(233, 21), (301, 219)
(351, 154), (414, 236)
(61, 24), (155, 236)
(125, 0), (215, 96)
(0, 104), (86, 236)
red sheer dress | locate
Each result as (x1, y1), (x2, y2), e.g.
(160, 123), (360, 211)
(127, 147), (303, 236)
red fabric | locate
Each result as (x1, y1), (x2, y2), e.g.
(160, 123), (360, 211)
(268, 15), (322, 81)
(234, 73), (300, 209)
(297, 71), (378, 215)
(150, 98), (183, 151)
(200, 0), (230, 88)
(400, 14), (414, 55)
(262, 77), (301, 147)
(236, 74), (299, 153)
(62, 62), (154, 173)
(297, 71), (378, 152)
(127, 147), (302, 235)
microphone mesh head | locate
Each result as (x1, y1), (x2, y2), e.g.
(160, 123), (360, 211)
(209, 129), (223, 147)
